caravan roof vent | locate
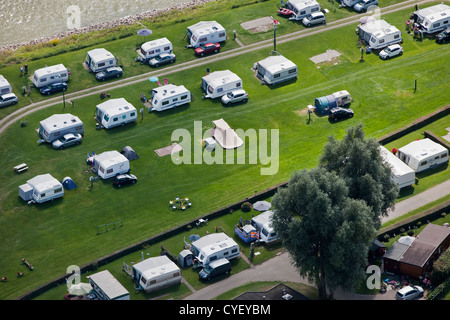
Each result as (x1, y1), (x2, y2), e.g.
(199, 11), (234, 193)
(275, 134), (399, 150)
(124, 106), (129, 110)
(71, 118), (77, 122)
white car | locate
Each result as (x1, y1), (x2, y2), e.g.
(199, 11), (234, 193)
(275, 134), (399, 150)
(221, 89), (248, 105)
(0, 93), (18, 108)
(379, 44), (403, 60)
(395, 285), (424, 300)
(52, 133), (82, 149)
(302, 12), (326, 27)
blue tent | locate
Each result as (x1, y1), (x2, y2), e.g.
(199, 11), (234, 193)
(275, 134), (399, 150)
(62, 177), (77, 190)
(314, 95), (337, 115)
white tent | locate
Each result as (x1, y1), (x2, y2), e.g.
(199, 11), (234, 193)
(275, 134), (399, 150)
(211, 118), (243, 149)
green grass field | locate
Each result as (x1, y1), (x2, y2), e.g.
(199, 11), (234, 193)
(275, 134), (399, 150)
(0, 0), (449, 299)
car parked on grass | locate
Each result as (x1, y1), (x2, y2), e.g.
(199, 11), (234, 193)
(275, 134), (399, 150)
(221, 89), (248, 105)
(40, 82), (68, 95)
(52, 133), (82, 149)
(0, 93), (18, 108)
(195, 43), (220, 57)
(353, 0), (378, 12)
(113, 173), (137, 188)
(436, 27), (450, 43)
(302, 12), (326, 27)
(329, 107), (354, 121)
(149, 53), (176, 67)
(95, 67), (123, 81)
(395, 285), (424, 300)
(379, 44), (403, 60)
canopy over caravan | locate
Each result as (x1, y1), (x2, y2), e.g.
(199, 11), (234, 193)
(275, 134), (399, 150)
(85, 48), (117, 73)
(92, 150), (130, 179)
(0, 75), (12, 94)
(379, 146), (415, 189)
(251, 210), (279, 244)
(191, 233), (240, 266)
(314, 90), (352, 115)
(201, 70), (243, 99)
(96, 98), (137, 129)
(398, 138), (449, 173)
(414, 4), (450, 34)
(132, 255), (181, 293)
(187, 21), (227, 47)
(286, 0), (322, 20)
(211, 118), (243, 149)
(138, 37), (173, 60)
(19, 173), (64, 204)
(89, 270), (130, 300)
(358, 19), (402, 49)
(149, 84), (191, 112)
(255, 55), (298, 85)
(32, 64), (69, 88)
(39, 113), (84, 143)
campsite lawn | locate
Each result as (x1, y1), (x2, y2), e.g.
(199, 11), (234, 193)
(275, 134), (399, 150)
(0, 3), (449, 299)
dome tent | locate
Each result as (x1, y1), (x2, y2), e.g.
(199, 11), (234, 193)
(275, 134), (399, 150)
(62, 177), (77, 190)
(120, 146), (139, 161)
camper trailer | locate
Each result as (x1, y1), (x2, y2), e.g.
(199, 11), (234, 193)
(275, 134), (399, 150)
(187, 21), (227, 48)
(85, 48), (117, 73)
(251, 210), (279, 244)
(149, 84), (191, 112)
(0, 75), (12, 94)
(255, 55), (298, 85)
(32, 64), (69, 88)
(201, 70), (243, 99)
(314, 90), (353, 115)
(92, 151), (130, 179)
(379, 146), (415, 189)
(38, 113), (84, 143)
(397, 138), (449, 173)
(19, 174), (64, 204)
(414, 4), (450, 34)
(132, 255), (181, 293)
(89, 270), (130, 300)
(286, 0), (322, 21)
(358, 19), (402, 49)
(138, 37), (173, 61)
(190, 233), (240, 266)
(95, 98), (137, 129)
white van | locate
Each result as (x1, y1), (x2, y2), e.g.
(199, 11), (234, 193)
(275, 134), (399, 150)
(32, 64), (69, 88)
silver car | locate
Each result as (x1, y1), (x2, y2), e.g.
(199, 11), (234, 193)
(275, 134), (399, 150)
(0, 93), (18, 108)
(395, 285), (424, 300)
(302, 12), (326, 27)
(221, 89), (248, 105)
(354, 0), (378, 12)
(52, 133), (82, 149)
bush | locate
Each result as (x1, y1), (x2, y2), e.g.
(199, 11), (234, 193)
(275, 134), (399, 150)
(407, 230), (414, 236)
(383, 234), (391, 242)
(241, 202), (252, 212)
(431, 249), (450, 286)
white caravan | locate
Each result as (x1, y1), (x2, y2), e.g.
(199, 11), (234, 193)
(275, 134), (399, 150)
(92, 150), (130, 179)
(358, 19), (402, 49)
(138, 37), (173, 60)
(0, 75), (12, 94)
(286, 0), (322, 21)
(85, 48), (117, 73)
(379, 146), (415, 189)
(149, 84), (191, 112)
(251, 210), (279, 244)
(397, 138), (449, 173)
(414, 4), (450, 34)
(133, 255), (181, 293)
(38, 113), (84, 143)
(255, 55), (298, 85)
(201, 70), (243, 99)
(89, 270), (130, 300)
(32, 64), (69, 88)
(187, 21), (227, 48)
(95, 98), (137, 129)
(195, 236), (240, 266)
(19, 173), (64, 204)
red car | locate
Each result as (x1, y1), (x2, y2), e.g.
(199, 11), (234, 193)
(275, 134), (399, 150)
(195, 43), (220, 57)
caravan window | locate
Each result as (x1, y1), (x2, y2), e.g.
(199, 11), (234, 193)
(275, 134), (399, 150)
(300, 10), (306, 15)
(54, 132), (60, 137)
(442, 153), (448, 158)
(173, 98), (178, 102)
(104, 114), (109, 122)
(370, 37), (376, 43)
(394, 34), (400, 39)
(210, 255), (217, 262)
(164, 46), (170, 51)
(40, 193), (46, 198)
(219, 32), (226, 37)
(99, 167), (105, 173)
(60, 73), (67, 77)
(236, 82), (241, 87)
(433, 23), (440, 28)
(274, 73), (280, 79)
(420, 161), (427, 166)
(107, 169), (113, 174)
(379, 39), (385, 44)
(113, 117), (118, 122)
(199, 37), (207, 42)
(311, 7), (319, 12)
(40, 78), (47, 82)
(150, 280), (156, 285)
(141, 277), (147, 285)
(155, 49), (161, 53)
(288, 68), (297, 74)
(149, 50), (155, 54)
(54, 188), (62, 194)
(162, 100), (169, 106)
(130, 112), (135, 117)
(181, 95), (188, 100)
(98, 62), (105, 68)
(231, 248), (238, 254)
(208, 85), (214, 94)
(217, 88), (223, 93)
(122, 115), (126, 119)
(192, 35), (197, 42)
(173, 272), (180, 277)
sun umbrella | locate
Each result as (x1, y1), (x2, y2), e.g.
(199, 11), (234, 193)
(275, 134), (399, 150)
(137, 28), (152, 37)
(253, 200), (271, 212)
(68, 282), (92, 296)
(149, 76), (159, 82)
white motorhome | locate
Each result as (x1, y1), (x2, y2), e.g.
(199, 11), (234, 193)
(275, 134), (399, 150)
(85, 48), (117, 73)
(95, 98), (137, 129)
(187, 21), (227, 48)
(358, 19), (402, 49)
(149, 84), (191, 112)
(397, 138), (449, 173)
(92, 151), (130, 179)
(255, 55), (298, 85)
(38, 113), (84, 143)
(132, 255), (181, 293)
(0, 75), (12, 94)
(251, 210), (279, 244)
(32, 64), (69, 88)
(379, 146), (415, 189)
(138, 37), (173, 60)
(19, 174), (64, 204)
(414, 4), (450, 34)
(201, 70), (243, 99)
(286, 0), (322, 21)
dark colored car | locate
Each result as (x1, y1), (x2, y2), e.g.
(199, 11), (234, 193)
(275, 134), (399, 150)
(194, 43), (220, 57)
(198, 258), (231, 281)
(149, 53), (176, 67)
(40, 82), (68, 95)
(95, 67), (123, 81)
(113, 173), (137, 187)
(436, 27), (450, 43)
(329, 107), (354, 121)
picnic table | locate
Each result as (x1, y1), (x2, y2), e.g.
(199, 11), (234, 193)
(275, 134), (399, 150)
(14, 163), (28, 173)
